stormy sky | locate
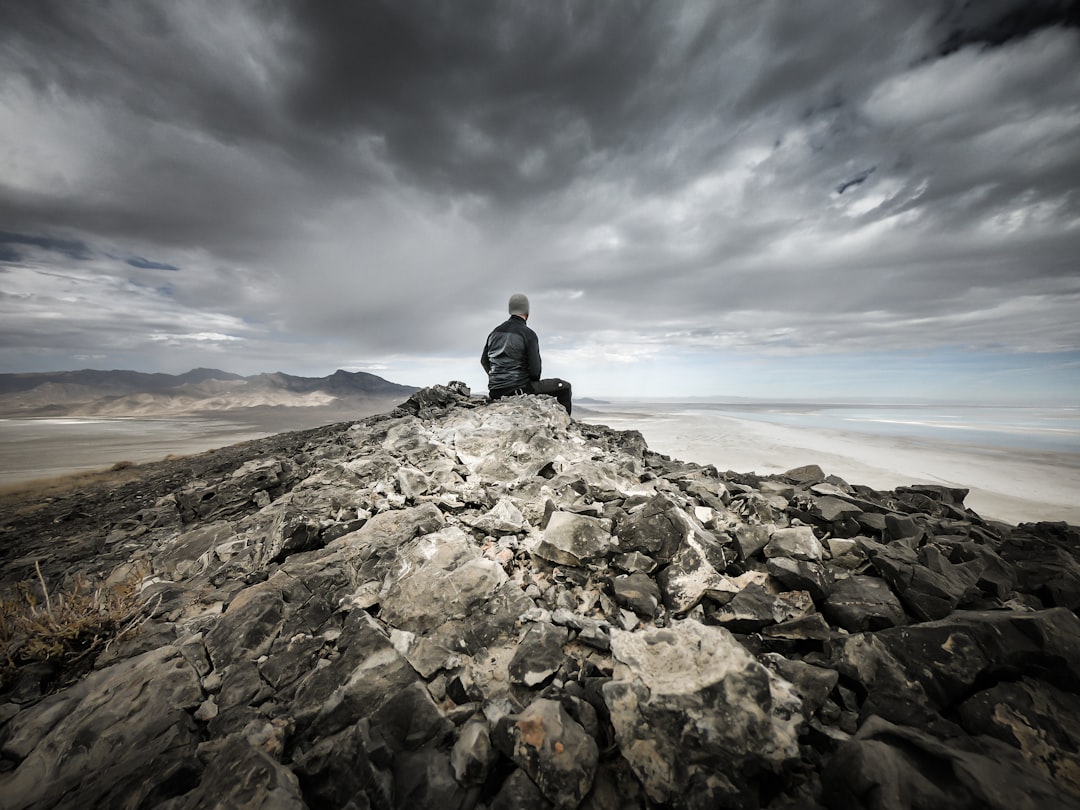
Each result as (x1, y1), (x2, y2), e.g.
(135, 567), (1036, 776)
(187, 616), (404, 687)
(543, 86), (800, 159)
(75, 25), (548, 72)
(1, 1), (1078, 402)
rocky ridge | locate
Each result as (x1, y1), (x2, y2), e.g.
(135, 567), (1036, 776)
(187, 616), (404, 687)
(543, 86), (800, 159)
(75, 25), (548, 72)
(2, 383), (1079, 809)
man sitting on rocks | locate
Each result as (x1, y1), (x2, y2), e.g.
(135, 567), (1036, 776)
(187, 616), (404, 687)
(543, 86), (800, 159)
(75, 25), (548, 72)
(481, 293), (572, 415)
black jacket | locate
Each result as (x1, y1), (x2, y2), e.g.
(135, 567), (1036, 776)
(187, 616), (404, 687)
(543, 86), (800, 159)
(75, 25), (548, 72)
(481, 315), (541, 391)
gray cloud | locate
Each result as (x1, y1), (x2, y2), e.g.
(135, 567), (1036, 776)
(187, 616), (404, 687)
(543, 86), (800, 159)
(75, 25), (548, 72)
(0, 0), (1077, 399)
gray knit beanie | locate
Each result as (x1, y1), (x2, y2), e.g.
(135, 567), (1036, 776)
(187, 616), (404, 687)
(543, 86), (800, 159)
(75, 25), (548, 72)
(508, 293), (530, 316)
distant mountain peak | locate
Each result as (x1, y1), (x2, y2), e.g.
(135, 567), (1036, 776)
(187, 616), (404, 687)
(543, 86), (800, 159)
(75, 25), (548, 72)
(0, 367), (418, 417)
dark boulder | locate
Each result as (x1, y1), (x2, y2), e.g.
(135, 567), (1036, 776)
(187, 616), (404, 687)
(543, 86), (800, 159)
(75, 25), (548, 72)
(822, 575), (907, 632)
(823, 715), (1079, 810)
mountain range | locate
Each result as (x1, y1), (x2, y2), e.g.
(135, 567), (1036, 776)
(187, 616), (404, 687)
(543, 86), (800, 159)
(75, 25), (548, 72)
(0, 368), (419, 418)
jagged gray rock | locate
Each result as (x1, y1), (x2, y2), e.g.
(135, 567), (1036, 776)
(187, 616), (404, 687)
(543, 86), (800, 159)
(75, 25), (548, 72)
(603, 619), (802, 806)
(532, 511), (613, 567)
(860, 537), (983, 620)
(508, 622), (569, 687)
(1, 646), (203, 810)
(822, 574), (907, 631)
(656, 525), (739, 614)
(493, 697), (598, 809)
(2, 383), (1079, 810)
(823, 715), (1079, 810)
(609, 572), (661, 618)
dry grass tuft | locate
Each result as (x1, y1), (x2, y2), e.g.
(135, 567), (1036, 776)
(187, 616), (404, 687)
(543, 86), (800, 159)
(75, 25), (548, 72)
(1, 562), (149, 694)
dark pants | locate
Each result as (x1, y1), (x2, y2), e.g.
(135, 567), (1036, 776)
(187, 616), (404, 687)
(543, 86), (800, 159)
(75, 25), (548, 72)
(490, 378), (572, 415)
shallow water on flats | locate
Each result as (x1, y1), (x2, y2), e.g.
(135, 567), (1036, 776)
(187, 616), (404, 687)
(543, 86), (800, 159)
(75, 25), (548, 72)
(691, 404), (1080, 454)
(582, 402), (1080, 526)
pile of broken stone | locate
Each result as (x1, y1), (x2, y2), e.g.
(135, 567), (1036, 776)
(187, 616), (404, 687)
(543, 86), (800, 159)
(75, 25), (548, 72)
(2, 382), (1079, 809)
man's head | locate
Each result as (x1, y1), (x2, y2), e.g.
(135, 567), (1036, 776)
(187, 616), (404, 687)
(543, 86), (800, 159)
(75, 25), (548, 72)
(508, 293), (530, 318)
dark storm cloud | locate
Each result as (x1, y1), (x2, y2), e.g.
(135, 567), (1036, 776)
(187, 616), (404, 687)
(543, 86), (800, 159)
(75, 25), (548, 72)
(0, 0), (1078, 396)
(0, 1), (339, 261)
(936, 0), (1080, 53)
(0, 3), (280, 146)
(280, 1), (695, 200)
(0, 231), (92, 262)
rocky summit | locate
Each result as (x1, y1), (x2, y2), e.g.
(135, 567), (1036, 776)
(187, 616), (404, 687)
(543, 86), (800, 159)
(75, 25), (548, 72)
(2, 383), (1080, 809)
